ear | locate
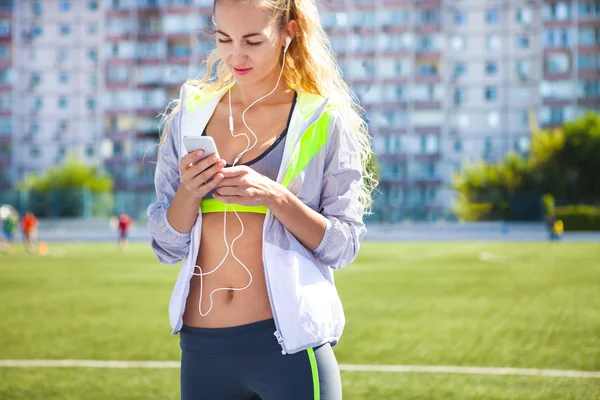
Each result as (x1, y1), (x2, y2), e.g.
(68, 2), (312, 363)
(283, 19), (298, 47)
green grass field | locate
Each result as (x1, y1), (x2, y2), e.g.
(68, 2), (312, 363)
(1, 242), (599, 399)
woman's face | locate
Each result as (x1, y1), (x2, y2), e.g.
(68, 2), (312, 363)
(214, 0), (287, 85)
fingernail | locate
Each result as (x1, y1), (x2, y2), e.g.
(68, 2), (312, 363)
(196, 150), (203, 156)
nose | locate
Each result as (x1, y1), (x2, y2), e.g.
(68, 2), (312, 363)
(228, 44), (247, 66)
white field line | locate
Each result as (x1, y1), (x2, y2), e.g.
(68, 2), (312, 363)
(0, 360), (599, 378)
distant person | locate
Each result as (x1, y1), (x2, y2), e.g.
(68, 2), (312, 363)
(553, 219), (564, 241)
(21, 211), (39, 253)
(546, 213), (562, 241)
(1, 214), (18, 254)
(118, 212), (133, 251)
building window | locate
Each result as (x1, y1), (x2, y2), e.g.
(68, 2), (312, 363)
(484, 137), (493, 156)
(88, 48), (98, 61)
(0, 45), (9, 60)
(516, 35), (529, 49)
(486, 35), (501, 51)
(579, 27), (600, 46)
(30, 147), (41, 158)
(516, 8), (532, 25)
(545, 53), (570, 74)
(32, 1), (43, 16)
(59, 1), (71, 12)
(59, 25), (71, 36)
(88, 24), (98, 36)
(580, 80), (600, 98)
(454, 139), (462, 153)
(58, 96), (69, 109)
(453, 62), (466, 78)
(455, 11), (467, 25)
(56, 50), (68, 63)
(30, 72), (41, 86)
(88, 1), (99, 11)
(0, 92), (10, 110)
(544, 28), (572, 48)
(87, 97), (97, 111)
(517, 60), (531, 79)
(454, 88), (465, 105)
(418, 63), (438, 77)
(31, 25), (42, 38)
(579, 1), (600, 19)
(59, 72), (69, 84)
(544, 2), (571, 21)
(487, 111), (500, 128)
(520, 111), (529, 127)
(485, 87), (498, 101)
(452, 36), (466, 51)
(32, 97), (42, 112)
(31, 121), (40, 135)
(417, 9), (441, 26)
(516, 136), (531, 154)
(578, 54), (600, 71)
(485, 61), (498, 75)
(486, 9), (500, 24)
(86, 146), (95, 157)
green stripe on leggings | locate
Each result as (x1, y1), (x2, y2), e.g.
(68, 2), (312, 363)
(307, 348), (320, 400)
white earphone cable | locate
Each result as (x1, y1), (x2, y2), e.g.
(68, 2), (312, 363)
(193, 39), (291, 316)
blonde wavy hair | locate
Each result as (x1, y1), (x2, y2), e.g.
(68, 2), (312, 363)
(160, 0), (377, 209)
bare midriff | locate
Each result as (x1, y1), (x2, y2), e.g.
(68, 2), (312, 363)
(182, 211), (273, 328)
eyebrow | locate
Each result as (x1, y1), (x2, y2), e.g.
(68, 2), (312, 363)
(216, 30), (262, 39)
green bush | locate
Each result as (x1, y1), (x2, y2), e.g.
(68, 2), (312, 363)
(555, 205), (600, 231)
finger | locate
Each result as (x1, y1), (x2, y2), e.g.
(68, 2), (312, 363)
(192, 172), (223, 197)
(194, 159), (226, 187)
(218, 166), (248, 179)
(215, 186), (243, 196)
(180, 150), (204, 170)
(216, 176), (242, 187)
(202, 172), (224, 192)
(182, 154), (221, 182)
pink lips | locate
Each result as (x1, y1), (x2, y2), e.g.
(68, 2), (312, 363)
(233, 67), (252, 75)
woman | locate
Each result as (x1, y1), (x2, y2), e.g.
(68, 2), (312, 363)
(148, 0), (375, 398)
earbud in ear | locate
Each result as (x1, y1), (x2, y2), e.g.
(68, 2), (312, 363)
(284, 36), (291, 52)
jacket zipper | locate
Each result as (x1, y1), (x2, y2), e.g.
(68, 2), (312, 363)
(262, 99), (329, 355)
(261, 213), (287, 355)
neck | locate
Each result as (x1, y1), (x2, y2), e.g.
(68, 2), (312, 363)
(230, 63), (292, 108)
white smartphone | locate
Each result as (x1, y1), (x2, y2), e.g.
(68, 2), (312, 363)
(183, 136), (219, 161)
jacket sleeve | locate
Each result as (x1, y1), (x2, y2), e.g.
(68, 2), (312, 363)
(146, 107), (191, 264)
(311, 110), (367, 270)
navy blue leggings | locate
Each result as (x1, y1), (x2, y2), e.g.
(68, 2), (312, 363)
(179, 319), (342, 399)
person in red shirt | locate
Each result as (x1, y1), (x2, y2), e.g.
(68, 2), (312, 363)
(118, 212), (132, 251)
(21, 211), (38, 253)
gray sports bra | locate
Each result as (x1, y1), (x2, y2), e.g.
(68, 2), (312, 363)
(202, 91), (297, 200)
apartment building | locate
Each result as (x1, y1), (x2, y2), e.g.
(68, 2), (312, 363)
(10, 0), (104, 187)
(0, 0), (12, 190)
(540, 0), (600, 127)
(2, 0), (599, 218)
(103, 0), (215, 211)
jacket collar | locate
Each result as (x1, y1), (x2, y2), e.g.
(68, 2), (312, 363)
(181, 82), (329, 128)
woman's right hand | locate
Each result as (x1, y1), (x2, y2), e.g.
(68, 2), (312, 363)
(179, 150), (227, 198)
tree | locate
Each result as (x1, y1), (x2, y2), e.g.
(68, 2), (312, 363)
(452, 112), (600, 221)
(17, 157), (114, 217)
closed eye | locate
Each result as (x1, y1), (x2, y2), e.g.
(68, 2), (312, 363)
(217, 38), (262, 47)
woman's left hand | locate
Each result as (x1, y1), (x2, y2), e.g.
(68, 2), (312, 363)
(213, 166), (284, 208)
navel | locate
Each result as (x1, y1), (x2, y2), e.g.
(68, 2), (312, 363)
(226, 289), (235, 303)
